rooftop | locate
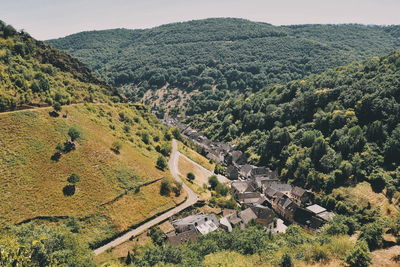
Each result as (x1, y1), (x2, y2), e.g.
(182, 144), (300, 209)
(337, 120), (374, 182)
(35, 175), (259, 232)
(306, 204), (327, 214)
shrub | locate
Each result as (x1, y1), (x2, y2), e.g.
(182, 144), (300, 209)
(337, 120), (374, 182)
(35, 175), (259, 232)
(187, 172), (195, 181)
(360, 222), (384, 250)
(67, 173), (80, 184)
(208, 175), (219, 190)
(148, 227), (165, 246)
(53, 102), (62, 112)
(280, 253), (294, 267)
(111, 140), (123, 154)
(68, 126), (81, 141)
(160, 180), (171, 196)
(215, 183), (229, 196)
(156, 156), (167, 170)
(345, 240), (371, 267)
(172, 181), (183, 197)
(63, 185), (76, 196)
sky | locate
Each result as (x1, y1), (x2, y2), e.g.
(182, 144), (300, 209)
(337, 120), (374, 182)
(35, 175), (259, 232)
(1, 0), (400, 40)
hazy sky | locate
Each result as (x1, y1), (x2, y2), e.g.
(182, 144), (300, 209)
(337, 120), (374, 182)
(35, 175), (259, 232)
(1, 0), (399, 40)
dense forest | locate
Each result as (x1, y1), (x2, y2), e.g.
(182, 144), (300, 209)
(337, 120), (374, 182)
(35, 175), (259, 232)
(48, 18), (400, 114)
(189, 51), (400, 208)
(0, 21), (118, 111)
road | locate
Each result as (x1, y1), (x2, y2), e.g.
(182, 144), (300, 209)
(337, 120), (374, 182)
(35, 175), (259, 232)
(93, 139), (198, 255)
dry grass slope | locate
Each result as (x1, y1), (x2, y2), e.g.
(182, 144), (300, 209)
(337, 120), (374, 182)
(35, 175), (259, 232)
(0, 103), (184, 245)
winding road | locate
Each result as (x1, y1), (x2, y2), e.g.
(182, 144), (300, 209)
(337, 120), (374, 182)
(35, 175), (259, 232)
(93, 139), (198, 255)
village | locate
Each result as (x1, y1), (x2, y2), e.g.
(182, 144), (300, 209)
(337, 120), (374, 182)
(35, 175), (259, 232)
(162, 117), (335, 246)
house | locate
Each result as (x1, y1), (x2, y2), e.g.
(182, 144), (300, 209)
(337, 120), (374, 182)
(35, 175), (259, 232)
(252, 176), (280, 192)
(239, 207), (258, 226)
(250, 167), (278, 179)
(274, 195), (298, 222)
(226, 150), (247, 165)
(220, 209), (242, 232)
(306, 204), (335, 223)
(290, 186), (311, 206)
(226, 165), (239, 180)
(231, 181), (256, 198)
(237, 192), (263, 204)
(268, 182), (292, 195)
(238, 164), (256, 179)
(239, 205), (276, 228)
(172, 214), (220, 235)
(167, 229), (199, 246)
(271, 218), (288, 234)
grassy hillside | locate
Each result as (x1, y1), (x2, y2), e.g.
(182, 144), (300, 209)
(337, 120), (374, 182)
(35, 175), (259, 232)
(0, 103), (184, 247)
(0, 21), (117, 112)
(0, 22), (185, 259)
(47, 18), (400, 115)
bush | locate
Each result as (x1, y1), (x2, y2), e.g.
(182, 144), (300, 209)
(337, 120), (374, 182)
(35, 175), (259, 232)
(111, 140), (123, 154)
(215, 183), (229, 196)
(63, 185), (76, 196)
(156, 156), (168, 170)
(68, 126), (81, 141)
(148, 227), (165, 246)
(360, 222), (384, 250)
(160, 180), (171, 196)
(67, 173), (80, 184)
(187, 172), (195, 181)
(280, 253), (294, 267)
(345, 240), (371, 267)
(172, 181), (183, 197)
(53, 102), (62, 112)
(208, 175), (219, 190)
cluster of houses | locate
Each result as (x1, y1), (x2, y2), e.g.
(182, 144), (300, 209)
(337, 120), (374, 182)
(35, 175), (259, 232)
(162, 117), (335, 246)
(230, 166), (335, 229)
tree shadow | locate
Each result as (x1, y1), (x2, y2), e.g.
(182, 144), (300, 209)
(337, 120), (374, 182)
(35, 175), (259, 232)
(63, 184), (76, 196)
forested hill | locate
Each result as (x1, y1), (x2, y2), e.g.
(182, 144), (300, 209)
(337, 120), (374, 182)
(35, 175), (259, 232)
(190, 51), (400, 202)
(47, 18), (400, 112)
(0, 21), (117, 111)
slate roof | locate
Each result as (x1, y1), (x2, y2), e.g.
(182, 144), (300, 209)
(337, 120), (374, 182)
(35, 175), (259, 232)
(231, 181), (255, 193)
(265, 187), (278, 198)
(306, 204), (326, 214)
(172, 214), (219, 234)
(291, 186), (307, 197)
(239, 208), (258, 225)
(269, 182), (292, 193)
(317, 211), (335, 221)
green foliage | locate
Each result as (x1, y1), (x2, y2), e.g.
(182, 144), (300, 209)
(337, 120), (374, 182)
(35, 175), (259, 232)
(215, 183), (229, 196)
(156, 155), (168, 171)
(52, 102), (62, 112)
(186, 172), (195, 181)
(280, 253), (294, 267)
(48, 20), (400, 118)
(208, 175), (219, 190)
(345, 240), (371, 267)
(359, 222), (384, 250)
(160, 179), (171, 196)
(0, 223), (94, 267)
(0, 25), (116, 112)
(190, 51), (400, 200)
(67, 173), (81, 183)
(148, 227), (165, 246)
(68, 126), (81, 141)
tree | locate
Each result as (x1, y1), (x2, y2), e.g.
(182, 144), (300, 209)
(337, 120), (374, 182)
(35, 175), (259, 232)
(215, 183), (229, 196)
(208, 175), (219, 190)
(187, 172), (195, 181)
(280, 253), (294, 267)
(148, 227), (165, 246)
(111, 141), (122, 154)
(360, 222), (384, 250)
(160, 180), (171, 196)
(345, 240), (371, 267)
(68, 126), (81, 141)
(53, 102), (62, 112)
(157, 156), (167, 170)
(67, 173), (80, 184)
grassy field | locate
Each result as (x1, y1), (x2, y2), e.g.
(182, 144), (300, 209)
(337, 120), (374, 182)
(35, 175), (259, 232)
(177, 141), (215, 171)
(331, 182), (399, 218)
(0, 103), (185, 246)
